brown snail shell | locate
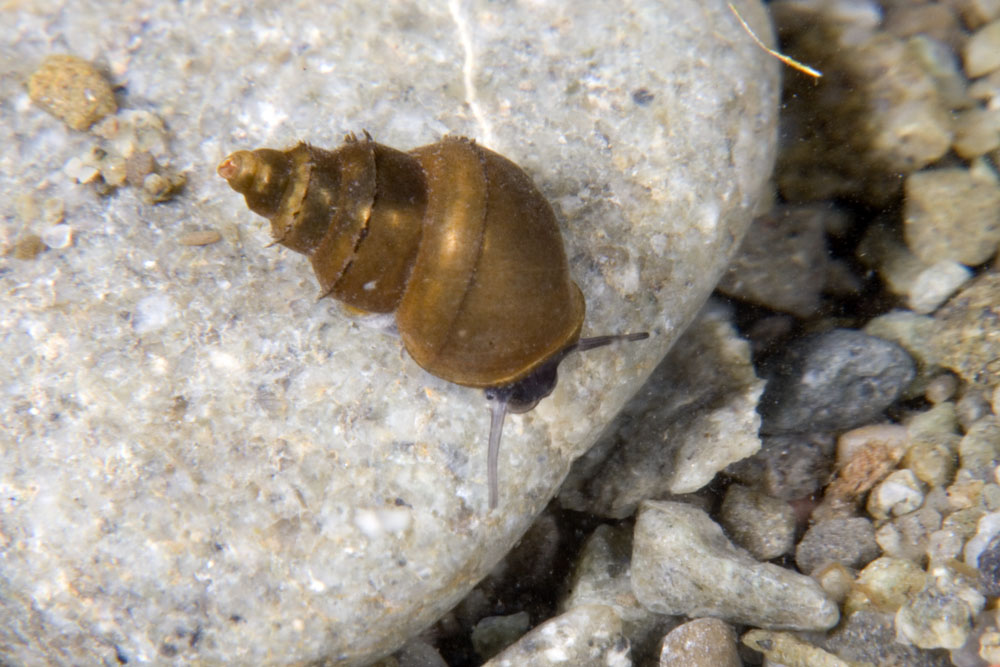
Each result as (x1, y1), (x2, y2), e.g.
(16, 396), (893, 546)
(218, 133), (646, 508)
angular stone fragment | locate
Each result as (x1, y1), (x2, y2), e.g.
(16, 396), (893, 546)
(631, 501), (838, 630)
(482, 605), (630, 667)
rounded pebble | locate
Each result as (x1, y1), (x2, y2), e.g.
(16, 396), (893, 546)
(795, 518), (881, 575)
(658, 618), (740, 667)
(759, 329), (915, 434)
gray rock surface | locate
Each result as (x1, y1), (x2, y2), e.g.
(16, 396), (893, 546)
(631, 500), (839, 631)
(759, 329), (916, 434)
(0, 0), (778, 664)
(560, 300), (764, 518)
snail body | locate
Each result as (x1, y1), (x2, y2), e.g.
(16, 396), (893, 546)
(219, 134), (645, 508)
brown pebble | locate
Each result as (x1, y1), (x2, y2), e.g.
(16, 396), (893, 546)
(177, 230), (222, 246)
(28, 54), (117, 131)
(11, 234), (46, 259)
(125, 151), (157, 187)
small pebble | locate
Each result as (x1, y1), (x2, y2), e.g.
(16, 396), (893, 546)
(959, 417), (1000, 480)
(561, 524), (672, 664)
(716, 205), (830, 317)
(41, 197), (64, 225)
(868, 469), (926, 519)
(926, 529), (965, 563)
(742, 629), (850, 667)
(725, 433), (835, 501)
(907, 260), (972, 314)
(40, 224), (73, 250)
(482, 605), (629, 667)
(875, 507), (942, 562)
(758, 329), (915, 435)
(895, 563), (986, 650)
(718, 484), (796, 560)
(27, 54), (117, 131)
(907, 402), (960, 441)
(924, 373), (959, 404)
(975, 532), (1000, 596)
(944, 507), (988, 542)
(845, 556), (926, 615)
(795, 518), (880, 576)
(903, 439), (958, 488)
(814, 425), (907, 520)
(472, 612), (530, 661)
(963, 19), (1000, 78)
(178, 230), (222, 246)
(957, 387), (994, 431)
(632, 501), (838, 630)
(658, 618), (740, 667)
(903, 168), (1000, 266)
(11, 234), (46, 260)
(964, 511), (1000, 567)
(814, 562), (854, 603)
(952, 107), (1000, 159)
(822, 609), (951, 666)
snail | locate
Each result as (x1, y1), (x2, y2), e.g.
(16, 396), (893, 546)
(218, 133), (647, 508)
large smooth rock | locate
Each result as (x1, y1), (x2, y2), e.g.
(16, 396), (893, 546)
(0, 0), (778, 663)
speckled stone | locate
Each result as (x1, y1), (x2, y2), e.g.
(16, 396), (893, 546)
(559, 300), (764, 518)
(895, 563), (986, 649)
(631, 501), (838, 630)
(903, 168), (1000, 266)
(482, 605), (630, 667)
(718, 484), (796, 560)
(0, 0), (781, 664)
(820, 610), (953, 667)
(795, 518), (881, 576)
(843, 557), (927, 616)
(659, 618), (740, 667)
(27, 54), (116, 131)
(930, 272), (1000, 387)
(758, 329), (915, 435)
